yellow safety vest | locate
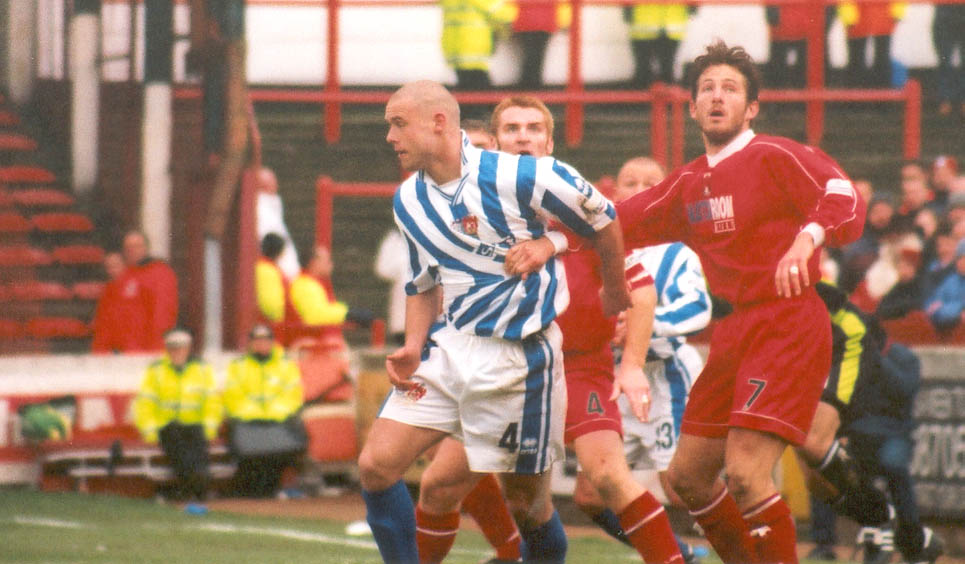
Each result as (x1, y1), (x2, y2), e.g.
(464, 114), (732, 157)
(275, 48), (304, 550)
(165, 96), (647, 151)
(133, 357), (222, 443)
(224, 345), (304, 422)
(442, 0), (517, 71)
(628, 4), (690, 41)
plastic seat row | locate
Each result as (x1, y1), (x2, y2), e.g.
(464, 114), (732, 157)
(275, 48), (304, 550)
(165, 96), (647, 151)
(0, 317), (91, 339)
(0, 165), (57, 184)
(0, 280), (104, 302)
(0, 188), (75, 208)
(0, 211), (93, 233)
(0, 244), (105, 266)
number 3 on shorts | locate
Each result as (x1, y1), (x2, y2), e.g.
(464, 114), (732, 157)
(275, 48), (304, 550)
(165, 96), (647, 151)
(499, 422), (519, 453)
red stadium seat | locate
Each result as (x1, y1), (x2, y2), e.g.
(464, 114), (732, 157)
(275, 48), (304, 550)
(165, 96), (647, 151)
(0, 132), (37, 152)
(25, 317), (91, 339)
(72, 281), (106, 300)
(31, 212), (94, 233)
(0, 318), (22, 339)
(0, 188), (14, 208)
(51, 244), (105, 265)
(0, 211), (32, 233)
(0, 110), (20, 127)
(0, 165), (57, 184)
(880, 310), (940, 345)
(0, 245), (52, 266)
(10, 188), (75, 207)
(9, 281), (73, 301)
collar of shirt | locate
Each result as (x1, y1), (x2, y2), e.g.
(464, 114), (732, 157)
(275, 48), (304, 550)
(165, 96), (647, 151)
(706, 129), (756, 168)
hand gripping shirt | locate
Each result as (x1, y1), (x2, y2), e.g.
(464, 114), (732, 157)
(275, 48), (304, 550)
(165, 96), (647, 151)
(617, 130), (866, 306)
(394, 132), (616, 340)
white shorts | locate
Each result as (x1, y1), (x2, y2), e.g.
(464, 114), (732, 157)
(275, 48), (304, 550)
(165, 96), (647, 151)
(621, 345), (703, 471)
(378, 322), (566, 474)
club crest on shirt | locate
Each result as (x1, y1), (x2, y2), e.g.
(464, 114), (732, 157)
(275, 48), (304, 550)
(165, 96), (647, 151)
(686, 194), (735, 233)
(461, 215), (478, 235)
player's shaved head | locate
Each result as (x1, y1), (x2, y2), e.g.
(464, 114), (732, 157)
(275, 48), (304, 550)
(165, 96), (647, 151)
(390, 80), (460, 131)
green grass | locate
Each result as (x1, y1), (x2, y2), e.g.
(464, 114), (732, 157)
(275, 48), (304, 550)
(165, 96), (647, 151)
(0, 489), (863, 563)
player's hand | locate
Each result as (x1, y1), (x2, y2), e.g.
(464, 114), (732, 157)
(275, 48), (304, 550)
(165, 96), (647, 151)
(775, 232), (815, 298)
(612, 361), (650, 422)
(600, 283), (632, 317)
(385, 346), (421, 391)
(504, 238), (555, 280)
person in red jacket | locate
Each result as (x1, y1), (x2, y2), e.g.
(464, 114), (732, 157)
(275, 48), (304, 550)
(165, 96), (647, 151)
(91, 251), (150, 353)
(617, 41), (866, 564)
(123, 230), (179, 351)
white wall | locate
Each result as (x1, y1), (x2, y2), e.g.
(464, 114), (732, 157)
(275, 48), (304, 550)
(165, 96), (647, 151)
(33, 3), (944, 86)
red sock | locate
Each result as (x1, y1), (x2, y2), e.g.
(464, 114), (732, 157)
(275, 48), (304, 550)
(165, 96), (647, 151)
(743, 494), (798, 564)
(415, 505), (460, 564)
(690, 487), (757, 564)
(460, 474), (521, 561)
(619, 492), (685, 564)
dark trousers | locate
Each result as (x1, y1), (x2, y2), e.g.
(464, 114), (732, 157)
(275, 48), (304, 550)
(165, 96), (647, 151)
(454, 69), (493, 119)
(933, 12), (965, 104)
(846, 36), (892, 88)
(849, 431), (924, 560)
(809, 493), (838, 546)
(234, 453), (299, 498)
(158, 423), (210, 501)
(631, 35), (679, 88)
(766, 39), (807, 88)
(517, 31), (551, 89)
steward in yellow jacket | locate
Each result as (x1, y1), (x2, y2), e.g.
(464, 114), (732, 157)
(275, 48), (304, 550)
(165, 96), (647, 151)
(224, 324), (306, 498)
(133, 329), (221, 503)
(442, 0), (517, 89)
(624, 3), (692, 87)
(224, 339), (304, 423)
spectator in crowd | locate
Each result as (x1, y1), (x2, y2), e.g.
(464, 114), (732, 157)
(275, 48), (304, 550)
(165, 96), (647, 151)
(512, 0), (569, 89)
(924, 238), (965, 332)
(838, 194), (895, 294)
(223, 324), (305, 498)
(837, 0), (905, 87)
(91, 251), (147, 353)
(255, 166), (300, 280)
(122, 230), (179, 351)
(133, 329), (221, 510)
(765, 2), (811, 88)
(920, 220), (960, 299)
(374, 228), (408, 346)
(851, 227), (922, 314)
(461, 118), (497, 149)
(930, 155), (958, 212)
(915, 206), (941, 269)
(441, 0), (515, 106)
(933, 1), (965, 117)
(892, 161), (936, 234)
(256, 233), (288, 327)
(290, 245), (373, 337)
(949, 190), (965, 238)
(875, 246), (924, 320)
(625, 3), (691, 88)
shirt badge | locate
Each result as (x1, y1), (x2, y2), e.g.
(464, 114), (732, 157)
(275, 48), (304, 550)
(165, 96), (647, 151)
(461, 215), (478, 235)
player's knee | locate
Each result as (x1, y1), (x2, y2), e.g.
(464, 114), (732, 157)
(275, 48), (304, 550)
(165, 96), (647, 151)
(582, 463), (626, 504)
(665, 463), (701, 504)
(572, 476), (605, 516)
(357, 446), (401, 491)
(418, 472), (467, 513)
(723, 467), (757, 504)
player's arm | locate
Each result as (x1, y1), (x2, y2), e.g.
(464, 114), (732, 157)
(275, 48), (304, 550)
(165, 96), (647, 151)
(590, 220), (632, 316)
(613, 282), (657, 422)
(386, 285), (441, 391)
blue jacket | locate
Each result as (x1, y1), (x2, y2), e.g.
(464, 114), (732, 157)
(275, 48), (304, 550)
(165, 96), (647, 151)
(924, 271), (965, 331)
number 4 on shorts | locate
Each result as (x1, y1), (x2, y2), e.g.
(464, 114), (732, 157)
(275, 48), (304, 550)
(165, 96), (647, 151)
(499, 422), (519, 453)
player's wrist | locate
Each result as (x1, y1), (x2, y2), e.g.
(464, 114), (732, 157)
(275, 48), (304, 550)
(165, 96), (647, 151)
(544, 231), (568, 255)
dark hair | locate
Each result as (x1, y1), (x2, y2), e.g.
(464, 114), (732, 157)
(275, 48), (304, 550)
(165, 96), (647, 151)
(688, 40), (761, 103)
(260, 233), (286, 260)
(461, 118), (492, 135)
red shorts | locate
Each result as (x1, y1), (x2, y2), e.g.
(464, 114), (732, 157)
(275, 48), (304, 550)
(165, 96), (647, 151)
(681, 292), (831, 445)
(563, 346), (623, 444)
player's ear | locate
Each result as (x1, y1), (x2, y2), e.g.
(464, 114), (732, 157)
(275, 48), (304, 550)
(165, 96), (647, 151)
(745, 100), (760, 121)
(432, 111), (447, 133)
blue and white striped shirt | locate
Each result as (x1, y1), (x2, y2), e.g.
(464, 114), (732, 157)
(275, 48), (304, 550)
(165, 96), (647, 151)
(626, 242), (712, 359)
(394, 132), (615, 341)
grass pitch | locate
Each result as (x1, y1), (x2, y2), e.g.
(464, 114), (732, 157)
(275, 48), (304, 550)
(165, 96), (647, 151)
(1, 488), (869, 563)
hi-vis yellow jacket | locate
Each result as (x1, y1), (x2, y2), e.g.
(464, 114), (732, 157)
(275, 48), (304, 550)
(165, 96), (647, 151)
(223, 345), (303, 423)
(627, 3), (690, 41)
(289, 272), (348, 326)
(133, 357), (222, 443)
(442, 0), (517, 71)
(256, 257), (286, 323)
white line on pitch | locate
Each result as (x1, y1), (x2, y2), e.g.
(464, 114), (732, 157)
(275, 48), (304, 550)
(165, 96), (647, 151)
(12, 516), (86, 529)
